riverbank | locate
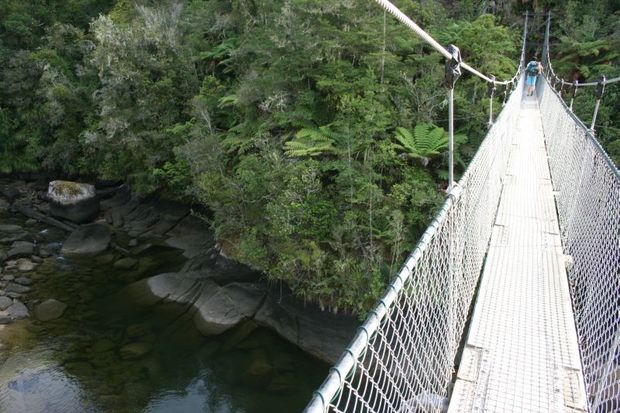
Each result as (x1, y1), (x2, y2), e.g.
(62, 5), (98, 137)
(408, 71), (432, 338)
(0, 177), (341, 412)
(0, 177), (357, 364)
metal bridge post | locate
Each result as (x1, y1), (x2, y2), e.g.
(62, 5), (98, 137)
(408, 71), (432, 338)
(488, 75), (496, 127)
(569, 80), (578, 111)
(590, 75), (606, 132)
(444, 44), (462, 193)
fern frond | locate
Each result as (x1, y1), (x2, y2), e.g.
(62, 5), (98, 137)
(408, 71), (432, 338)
(284, 127), (337, 158)
(394, 127), (420, 157)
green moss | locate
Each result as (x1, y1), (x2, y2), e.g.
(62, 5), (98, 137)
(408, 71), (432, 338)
(53, 180), (86, 197)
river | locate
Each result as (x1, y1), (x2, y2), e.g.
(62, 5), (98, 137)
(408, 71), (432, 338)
(0, 204), (326, 413)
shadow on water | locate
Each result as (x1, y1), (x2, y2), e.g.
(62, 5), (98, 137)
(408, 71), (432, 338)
(0, 209), (326, 413)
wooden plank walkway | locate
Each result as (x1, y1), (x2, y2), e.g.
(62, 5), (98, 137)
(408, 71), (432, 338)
(448, 96), (588, 412)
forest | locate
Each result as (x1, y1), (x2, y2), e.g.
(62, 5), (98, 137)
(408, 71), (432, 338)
(1, 0), (618, 314)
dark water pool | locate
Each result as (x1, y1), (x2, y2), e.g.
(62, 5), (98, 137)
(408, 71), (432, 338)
(0, 209), (326, 413)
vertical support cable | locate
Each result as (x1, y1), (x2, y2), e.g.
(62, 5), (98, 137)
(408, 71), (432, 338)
(488, 75), (496, 126)
(543, 12), (551, 70)
(448, 88), (455, 191)
(444, 45), (462, 193)
(590, 76), (606, 132)
(569, 80), (578, 111)
(520, 13), (529, 70)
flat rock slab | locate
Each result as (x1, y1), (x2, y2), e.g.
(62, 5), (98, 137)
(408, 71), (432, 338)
(61, 223), (111, 256)
(193, 282), (266, 336)
(164, 216), (215, 259)
(123, 271), (356, 363)
(132, 272), (265, 335)
(255, 295), (358, 364)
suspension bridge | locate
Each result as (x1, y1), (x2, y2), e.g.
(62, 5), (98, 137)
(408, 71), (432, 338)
(305, 2), (619, 412)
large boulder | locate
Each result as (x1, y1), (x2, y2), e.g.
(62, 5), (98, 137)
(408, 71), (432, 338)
(48, 180), (99, 224)
(124, 272), (265, 336)
(61, 223), (111, 256)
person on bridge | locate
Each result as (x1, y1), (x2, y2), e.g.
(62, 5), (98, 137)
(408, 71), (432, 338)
(526, 57), (543, 96)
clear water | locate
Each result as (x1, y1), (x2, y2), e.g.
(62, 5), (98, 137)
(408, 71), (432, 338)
(0, 208), (326, 413)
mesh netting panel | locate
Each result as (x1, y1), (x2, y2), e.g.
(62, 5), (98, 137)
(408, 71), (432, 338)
(538, 77), (620, 413)
(305, 78), (524, 413)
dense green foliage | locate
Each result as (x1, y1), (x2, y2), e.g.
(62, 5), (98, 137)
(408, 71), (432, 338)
(543, 0), (620, 165)
(1, 0), (616, 312)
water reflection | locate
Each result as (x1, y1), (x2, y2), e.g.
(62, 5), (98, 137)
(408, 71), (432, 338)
(0, 353), (94, 412)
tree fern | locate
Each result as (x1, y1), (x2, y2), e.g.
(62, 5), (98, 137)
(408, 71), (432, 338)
(394, 123), (452, 161)
(284, 127), (337, 158)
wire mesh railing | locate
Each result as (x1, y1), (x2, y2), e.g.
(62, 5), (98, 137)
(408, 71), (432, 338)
(304, 76), (524, 413)
(537, 76), (620, 413)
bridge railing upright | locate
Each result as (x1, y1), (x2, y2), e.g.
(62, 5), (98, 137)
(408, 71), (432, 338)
(305, 75), (524, 413)
(537, 75), (620, 413)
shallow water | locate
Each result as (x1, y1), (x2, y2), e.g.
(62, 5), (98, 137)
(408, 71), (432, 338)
(0, 208), (326, 413)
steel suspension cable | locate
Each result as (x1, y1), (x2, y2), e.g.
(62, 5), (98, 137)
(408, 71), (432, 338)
(371, 0), (526, 85)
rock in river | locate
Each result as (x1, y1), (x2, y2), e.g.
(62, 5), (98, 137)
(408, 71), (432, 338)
(0, 296), (12, 311)
(5, 282), (31, 294)
(48, 180), (99, 224)
(124, 272), (267, 336)
(16, 258), (36, 272)
(7, 299), (28, 319)
(113, 257), (138, 270)
(14, 276), (32, 286)
(0, 186), (21, 202)
(34, 299), (67, 321)
(6, 241), (34, 259)
(119, 342), (152, 360)
(61, 223), (111, 256)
